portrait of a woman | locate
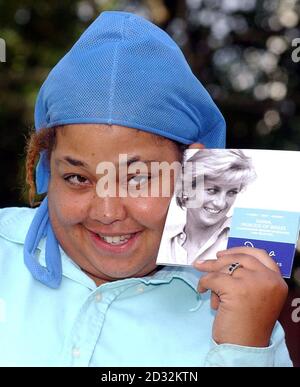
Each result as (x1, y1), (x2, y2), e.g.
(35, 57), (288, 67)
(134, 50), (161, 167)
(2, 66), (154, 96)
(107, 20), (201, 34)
(166, 149), (256, 265)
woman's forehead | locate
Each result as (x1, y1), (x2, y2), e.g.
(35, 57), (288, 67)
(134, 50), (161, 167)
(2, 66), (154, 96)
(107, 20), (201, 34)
(57, 124), (168, 141)
(53, 124), (178, 162)
(204, 177), (241, 189)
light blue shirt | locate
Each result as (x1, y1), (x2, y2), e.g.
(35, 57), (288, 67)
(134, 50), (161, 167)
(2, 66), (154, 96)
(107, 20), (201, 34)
(0, 207), (293, 366)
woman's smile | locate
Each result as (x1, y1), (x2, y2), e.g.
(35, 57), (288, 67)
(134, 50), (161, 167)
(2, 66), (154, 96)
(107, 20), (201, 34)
(203, 206), (223, 215)
(88, 229), (142, 254)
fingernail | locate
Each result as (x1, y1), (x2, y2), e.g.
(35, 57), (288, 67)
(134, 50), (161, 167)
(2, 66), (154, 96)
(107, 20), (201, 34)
(217, 250), (227, 255)
(194, 259), (205, 265)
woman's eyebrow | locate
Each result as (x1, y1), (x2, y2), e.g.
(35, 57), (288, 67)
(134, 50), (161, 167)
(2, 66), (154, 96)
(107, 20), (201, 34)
(57, 156), (89, 168)
(124, 156), (158, 166)
(57, 155), (157, 168)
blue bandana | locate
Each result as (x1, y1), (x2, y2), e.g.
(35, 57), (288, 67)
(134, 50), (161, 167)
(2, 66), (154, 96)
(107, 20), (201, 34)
(25, 11), (226, 288)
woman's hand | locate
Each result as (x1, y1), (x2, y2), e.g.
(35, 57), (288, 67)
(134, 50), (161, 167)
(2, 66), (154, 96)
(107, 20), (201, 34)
(193, 246), (288, 347)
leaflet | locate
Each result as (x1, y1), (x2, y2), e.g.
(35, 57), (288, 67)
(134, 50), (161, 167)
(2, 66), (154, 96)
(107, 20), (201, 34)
(156, 149), (300, 278)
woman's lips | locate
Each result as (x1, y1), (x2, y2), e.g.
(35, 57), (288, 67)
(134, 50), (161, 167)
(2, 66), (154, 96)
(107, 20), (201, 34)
(88, 229), (142, 254)
(203, 207), (223, 215)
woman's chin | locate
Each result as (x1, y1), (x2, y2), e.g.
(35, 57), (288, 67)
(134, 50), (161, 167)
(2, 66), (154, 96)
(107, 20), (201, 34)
(80, 247), (156, 281)
(197, 216), (221, 227)
(87, 264), (152, 283)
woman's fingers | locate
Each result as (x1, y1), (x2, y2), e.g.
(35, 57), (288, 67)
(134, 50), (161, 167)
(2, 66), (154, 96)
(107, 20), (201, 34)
(210, 291), (220, 310)
(194, 254), (260, 273)
(193, 246), (280, 274)
(198, 271), (233, 294)
(195, 246), (287, 347)
(187, 143), (205, 149)
(217, 246), (280, 273)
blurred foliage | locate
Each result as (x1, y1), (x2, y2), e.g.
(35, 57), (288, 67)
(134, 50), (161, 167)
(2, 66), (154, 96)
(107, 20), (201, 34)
(0, 0), (299, 251)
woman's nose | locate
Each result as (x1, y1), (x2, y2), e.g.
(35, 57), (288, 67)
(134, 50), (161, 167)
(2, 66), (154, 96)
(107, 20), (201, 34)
(88, 194), (127, 224)
(212, 193), (227, 209)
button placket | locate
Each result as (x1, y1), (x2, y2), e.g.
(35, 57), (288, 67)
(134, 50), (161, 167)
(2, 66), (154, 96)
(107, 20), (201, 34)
(62, 284), (133, 366)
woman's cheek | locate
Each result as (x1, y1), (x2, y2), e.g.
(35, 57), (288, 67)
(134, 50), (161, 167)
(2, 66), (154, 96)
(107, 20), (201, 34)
(128, 196), (171, 228)
(228, 195), (238, 208)
(49, 184), (91, 225)
(202, 191), (211, 205)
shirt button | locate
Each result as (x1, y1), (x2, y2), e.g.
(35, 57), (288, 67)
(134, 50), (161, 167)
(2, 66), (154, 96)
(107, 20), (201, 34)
(72, 347), (81, 358)
(95, 293), (102, 303)
(179, 233), (185, 240)
(136, 284), (145, 293)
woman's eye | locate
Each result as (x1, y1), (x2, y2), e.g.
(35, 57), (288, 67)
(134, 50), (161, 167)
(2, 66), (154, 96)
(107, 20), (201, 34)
(206, 188), (217, 195)
(228, 190), (239, 197)
(64, 174), (90, 186)
(128, 175), (149, 187)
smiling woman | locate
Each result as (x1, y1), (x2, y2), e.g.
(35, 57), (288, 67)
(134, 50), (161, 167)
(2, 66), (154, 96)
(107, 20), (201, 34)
(171, 149), (257, 265)
(0, 11), (292, 366)
(47, 124), (182, 285)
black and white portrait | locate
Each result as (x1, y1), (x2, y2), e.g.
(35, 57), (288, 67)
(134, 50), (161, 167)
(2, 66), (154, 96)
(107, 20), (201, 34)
(157, 149), (256, 265)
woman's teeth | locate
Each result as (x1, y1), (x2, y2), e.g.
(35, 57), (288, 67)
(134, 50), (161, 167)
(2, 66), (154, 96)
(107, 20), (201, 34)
(204, 207), (221, 214)
(98, 234), (132, 245)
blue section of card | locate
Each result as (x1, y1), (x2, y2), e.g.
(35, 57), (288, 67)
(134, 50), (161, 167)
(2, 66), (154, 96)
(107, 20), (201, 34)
(229, 208), (300, 244)
(227, 237), (296, 278)
(227, 208), (300, 278)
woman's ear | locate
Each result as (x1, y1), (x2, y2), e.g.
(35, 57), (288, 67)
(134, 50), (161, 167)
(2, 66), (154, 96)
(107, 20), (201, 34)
(188, 143), (205, 150)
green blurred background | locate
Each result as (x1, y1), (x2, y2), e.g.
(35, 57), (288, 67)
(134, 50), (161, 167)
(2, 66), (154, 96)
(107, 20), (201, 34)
(0, 0), (299, 365)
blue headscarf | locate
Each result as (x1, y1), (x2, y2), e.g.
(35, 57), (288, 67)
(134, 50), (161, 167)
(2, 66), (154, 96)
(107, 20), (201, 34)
(24, 11), (226, 288)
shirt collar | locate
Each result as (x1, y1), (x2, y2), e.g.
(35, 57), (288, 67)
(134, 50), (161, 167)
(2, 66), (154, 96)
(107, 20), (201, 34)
(147, 265), (202, 292)
(172, 216), (230, 262)
(177, 215), (231, 248)
(37, 237), (202, 292)
(0, 207), (202, 293)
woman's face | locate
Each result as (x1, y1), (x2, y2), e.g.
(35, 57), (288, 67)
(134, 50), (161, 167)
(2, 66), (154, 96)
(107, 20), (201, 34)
(48, 124), (181, 285)
(189, 178), (241, 228)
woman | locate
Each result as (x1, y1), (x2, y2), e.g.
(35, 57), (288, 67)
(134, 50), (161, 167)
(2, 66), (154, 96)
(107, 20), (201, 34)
(0, 11), (291, 366)
(166, 149), (256, 265)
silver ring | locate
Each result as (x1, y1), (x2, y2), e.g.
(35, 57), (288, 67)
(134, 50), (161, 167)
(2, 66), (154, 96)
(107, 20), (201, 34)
(228, 262), (243, 276)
